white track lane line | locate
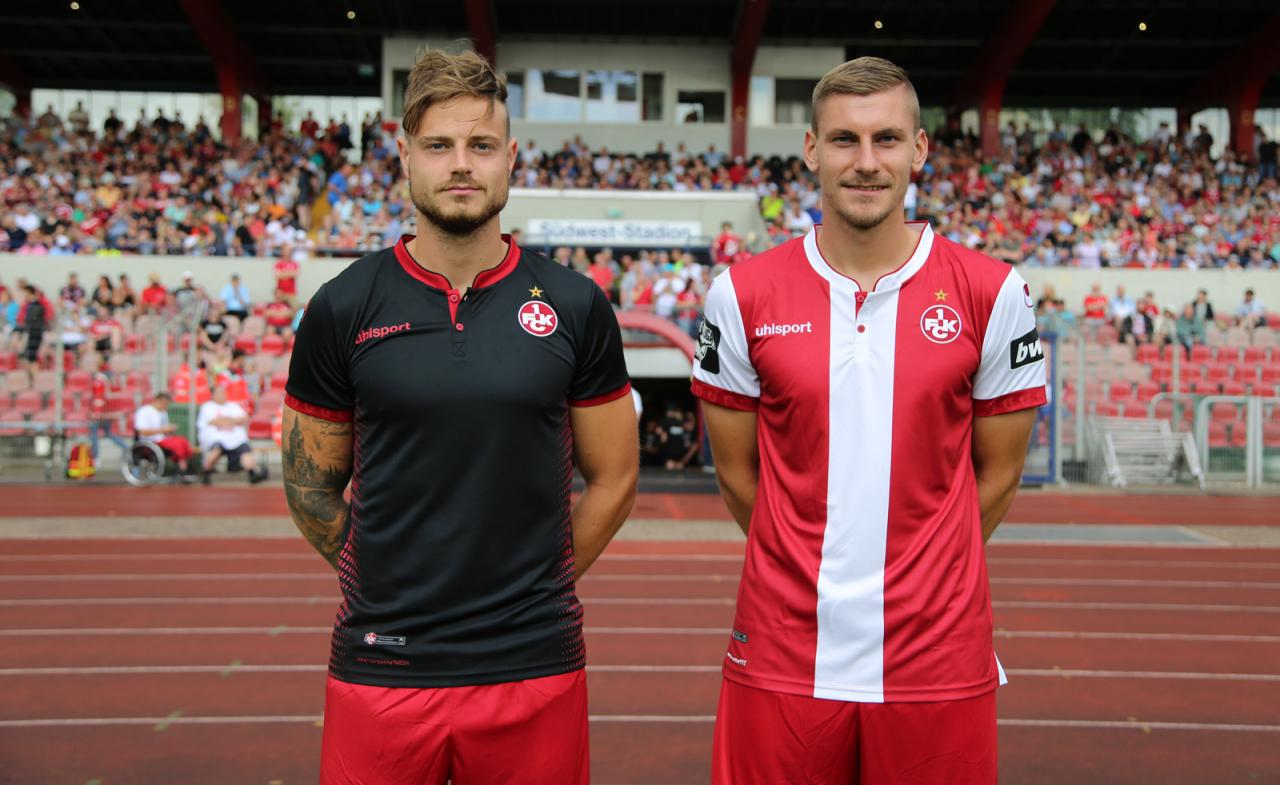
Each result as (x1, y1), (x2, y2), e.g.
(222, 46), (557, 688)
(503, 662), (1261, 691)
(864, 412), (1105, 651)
(0, 716), (1276, 732)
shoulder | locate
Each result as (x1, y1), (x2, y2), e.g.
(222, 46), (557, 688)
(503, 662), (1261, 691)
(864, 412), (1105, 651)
(719, 235), (809, 293)
(519, 247), (601, 304)
(311, 246), (396, 309)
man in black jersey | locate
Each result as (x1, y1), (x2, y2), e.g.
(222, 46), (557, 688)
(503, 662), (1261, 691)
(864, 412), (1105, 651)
(282, 49), (638, 785)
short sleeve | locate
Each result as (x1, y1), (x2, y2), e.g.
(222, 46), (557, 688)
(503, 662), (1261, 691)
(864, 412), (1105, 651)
(569, 285), (631, 407)
(973, 268), (1048, 416)
(691, 269), (759, 411)
(285, 286), (354, 422)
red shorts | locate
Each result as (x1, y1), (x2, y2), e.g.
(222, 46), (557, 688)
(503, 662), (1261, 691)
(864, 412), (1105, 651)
(319, 670), (588, 785)
(712, 678), (997, 785)
(154, 436), (192, 462)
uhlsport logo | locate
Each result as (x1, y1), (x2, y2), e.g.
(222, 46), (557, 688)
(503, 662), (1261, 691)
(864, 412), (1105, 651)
(920, 305), (962, 344)
(354, 322), (411, 346)
(518, 301), (558, 337)
(754, 321), (813, 338)
(363, 632), (407, 646)
(363, 632), (378, 645)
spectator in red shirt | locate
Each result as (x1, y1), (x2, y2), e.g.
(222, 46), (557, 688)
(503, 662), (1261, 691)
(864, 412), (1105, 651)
(140, 274), (169, 315)
(299, 111), (320, 139)
(264, 290), (294, 337)
(1082, 283), (1109, 324)
(713, 221), (743, 267)
(88, 308), (123, 355)
(274, 251), (301, 299)
(587, 252), (616, 301)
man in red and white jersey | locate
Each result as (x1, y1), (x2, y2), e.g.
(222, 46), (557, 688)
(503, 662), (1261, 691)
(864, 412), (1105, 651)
(693, 57), (1046, 785)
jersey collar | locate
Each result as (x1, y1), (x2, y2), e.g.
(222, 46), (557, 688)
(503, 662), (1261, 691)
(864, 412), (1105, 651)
(394, 234), (522, 292)
(803, 221), (933, 293)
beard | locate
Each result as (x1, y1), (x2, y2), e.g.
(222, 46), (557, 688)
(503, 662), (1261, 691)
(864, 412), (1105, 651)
(828, 178), (904, 230)
(410, 177), (509, 237)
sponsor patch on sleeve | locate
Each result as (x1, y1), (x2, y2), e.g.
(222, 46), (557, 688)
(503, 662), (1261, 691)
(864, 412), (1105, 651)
(1009, 328), (1044, 369)
(695, 319), (722, 374)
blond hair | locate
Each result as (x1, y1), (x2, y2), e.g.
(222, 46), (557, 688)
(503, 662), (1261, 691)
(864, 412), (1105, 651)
(811, 56), (919, 132)
(401, 48), (508, 137)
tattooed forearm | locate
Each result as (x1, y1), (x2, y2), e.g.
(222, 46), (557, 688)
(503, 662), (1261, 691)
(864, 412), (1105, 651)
(281, 408), (354, 570)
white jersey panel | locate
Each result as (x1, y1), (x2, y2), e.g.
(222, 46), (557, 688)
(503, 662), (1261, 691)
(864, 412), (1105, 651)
(973, 268), (1046, 404)
(692, 269), (759, 400)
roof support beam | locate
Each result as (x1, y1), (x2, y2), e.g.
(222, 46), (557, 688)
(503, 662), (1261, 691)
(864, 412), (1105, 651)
(952, 0), (1056, 157)
(730, 0), (769, 159)
(1179, 12), (1280, 161)
(465, 0), (498, 65)
(0, 56), (31, 118)
(179, 0), (269, 145)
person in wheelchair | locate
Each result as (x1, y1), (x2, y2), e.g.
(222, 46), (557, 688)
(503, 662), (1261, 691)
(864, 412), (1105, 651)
(197, 384), (268, 485)
(133, 391), (196, 482)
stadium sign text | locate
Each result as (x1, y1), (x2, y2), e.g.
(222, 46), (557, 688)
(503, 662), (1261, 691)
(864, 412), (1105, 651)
(527, 219), (703, 247)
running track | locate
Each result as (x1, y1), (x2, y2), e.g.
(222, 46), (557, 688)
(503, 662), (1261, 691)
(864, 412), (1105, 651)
(0, 497), (1278, 783)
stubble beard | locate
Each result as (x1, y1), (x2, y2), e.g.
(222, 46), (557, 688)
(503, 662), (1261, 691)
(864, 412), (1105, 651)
(410, 179), (509, 237)
(829, 179), (904, 231)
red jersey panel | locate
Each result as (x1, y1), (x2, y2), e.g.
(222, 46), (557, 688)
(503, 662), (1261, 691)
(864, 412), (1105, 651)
(692, 224), (1046, 703)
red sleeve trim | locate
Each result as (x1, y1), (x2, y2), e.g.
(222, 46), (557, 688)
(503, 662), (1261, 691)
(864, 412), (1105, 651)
(691, 379), (759, 412)
(570, 382), (632, 408)
(974, 386), (1047, 417)
(284, 393), (353, 423)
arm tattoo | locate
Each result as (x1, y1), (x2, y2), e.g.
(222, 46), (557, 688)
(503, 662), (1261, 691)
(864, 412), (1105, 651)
(281, 411), (353, 569)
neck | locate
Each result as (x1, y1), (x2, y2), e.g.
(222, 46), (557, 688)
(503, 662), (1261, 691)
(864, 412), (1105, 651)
(815, 203), (921, 291)
(407, 214), (508, 293)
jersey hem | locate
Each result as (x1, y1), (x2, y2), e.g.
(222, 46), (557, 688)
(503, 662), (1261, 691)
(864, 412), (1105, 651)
(722, 667), (1000, 704)
(570, 382), (632, 407)
(974, 386), (1048, 417)
(691, 379), (759, 411)
(284, 393), (353, 423)
(330, 660), (584, 689)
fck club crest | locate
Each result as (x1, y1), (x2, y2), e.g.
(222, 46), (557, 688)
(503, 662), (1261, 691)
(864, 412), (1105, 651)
(920, 305), (962, 344)
(518, 300), (558, 337)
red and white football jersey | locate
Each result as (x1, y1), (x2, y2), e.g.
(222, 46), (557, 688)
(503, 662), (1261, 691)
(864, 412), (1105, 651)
(692, 223), (1046, 703)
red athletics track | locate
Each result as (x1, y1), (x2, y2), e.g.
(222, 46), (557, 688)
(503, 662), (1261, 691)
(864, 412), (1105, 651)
(3, 485), (1280, 525)
(0, 535), (1278, 785)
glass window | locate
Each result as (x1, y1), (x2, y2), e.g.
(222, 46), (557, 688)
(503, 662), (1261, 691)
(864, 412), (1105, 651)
(749, 76), (773, 127)
(391, 69), (410, 118)
(527, 69), (582, 121)
(676, 90), (726, 124)
(774, 78), (817, 125)
(585, 70), (639, 123)
(506, 71), (525, 119)
(642, 73), (664, 121)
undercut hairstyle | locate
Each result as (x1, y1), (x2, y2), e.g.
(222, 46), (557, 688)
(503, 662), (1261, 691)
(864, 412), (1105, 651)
(401, 48), (509, 137)
(811, 56), (921, 132)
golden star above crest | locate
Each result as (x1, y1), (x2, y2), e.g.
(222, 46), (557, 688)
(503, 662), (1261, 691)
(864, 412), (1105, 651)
(529, 286), (544, 298)
(934, 289), (948, 302)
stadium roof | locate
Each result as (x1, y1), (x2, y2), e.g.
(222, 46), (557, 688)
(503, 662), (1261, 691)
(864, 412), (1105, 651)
(1, 0), (1277, 108)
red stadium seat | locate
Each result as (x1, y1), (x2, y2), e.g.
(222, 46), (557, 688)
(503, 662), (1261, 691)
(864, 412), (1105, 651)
(1264, 423), (1280, 447)
(269, 375), (288, 392)
(1120, 401), (1147, 418)
(1228, 421), (1249, 447)
(1262, 365), (1280, 386)
(1191, 380), (1219, 396)
(0, 352), (16, 372)
(1189, 345), (1212, 364)
(1208, 421), (1230, 448)
(124, 333), (147, 354)
(1242, 346), (1269, 365)
(234, 335), (258, 354)
(1149, 363), (1172, 386)
(1108, 382), (1134, 401)
(1205, 363), (1230, 384)
(248, 415), (274, 440)
(1135, 344), (1160, 364)
(1152, 400), (1173, 421)
(1093, 401), (1119, 417)
(261, 334), (286, 356)
(1211, 402), (1239, 421)
(1221, 381), (1246, 397)
(65, 370), (92, 393)
(126, 372), (151, 392)
(1134, 382), (1161, 402)
(12, 391), (41, 416)
(1096, 324), (1119, 346)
